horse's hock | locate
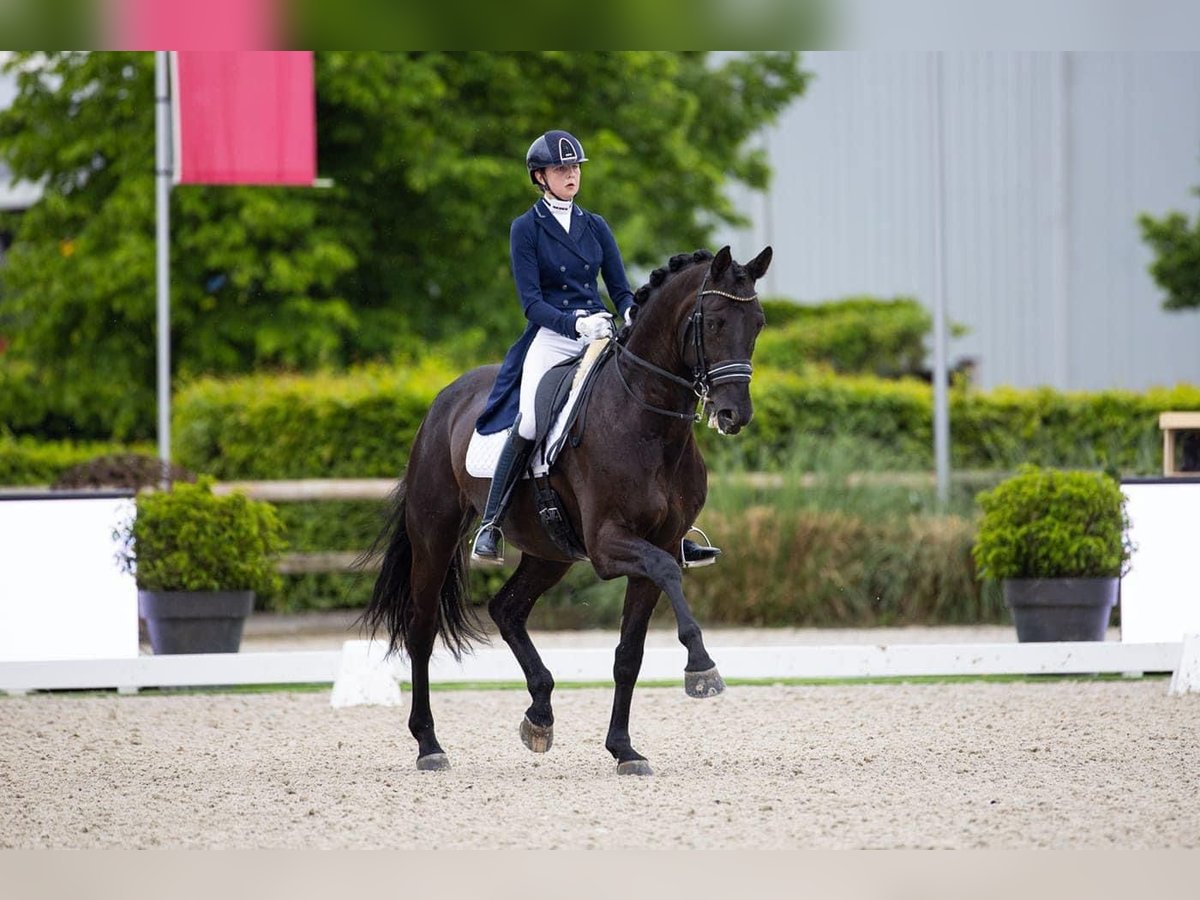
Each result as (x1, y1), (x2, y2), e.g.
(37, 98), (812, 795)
(1160, 412), (1200, 476)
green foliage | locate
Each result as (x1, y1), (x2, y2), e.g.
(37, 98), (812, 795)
(0, 433), (153, 485)
(169, 359), (1200, 480)
(273, 500), (383, 552)
(686, 507), (992, 626)
(948, 383), (1196, 472)
(261, 498), (991, 627)
(972, 465), (1132, 581)
(288, 1), (825, 49)
(700, 369), (936, 470)
(704, 454), (1000, 520)
(256, 460), (993, 626)
(757, 296), (941, 377)
(0, 359), (50, 435)
(117, 477), (287, 595)
(707, 373), (1200, 474)
(173, 359), (456, 478)
(1139, 201), (1200, 311)
(0, 51), (808, 440)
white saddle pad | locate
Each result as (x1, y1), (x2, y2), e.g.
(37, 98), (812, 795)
(466, 338), (609, 479)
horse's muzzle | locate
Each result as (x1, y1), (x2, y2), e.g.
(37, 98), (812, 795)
(705, 384), (753, 435)
(715, 408), (743, 435)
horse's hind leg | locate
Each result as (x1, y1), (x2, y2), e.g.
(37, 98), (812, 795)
(405, 563), (449, 770)
(487, 555), (572, 753)
(406, 509), (477, 771)
(605, 576), (659, 775)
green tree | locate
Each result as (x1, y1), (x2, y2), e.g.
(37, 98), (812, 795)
(1139, 187), (1200, 311)
(0, 51), (807, 440)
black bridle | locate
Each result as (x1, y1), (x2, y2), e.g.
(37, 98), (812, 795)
(613, 268), (757, 422)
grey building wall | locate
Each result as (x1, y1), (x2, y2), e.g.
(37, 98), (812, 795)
(719, 51), (1200, 392)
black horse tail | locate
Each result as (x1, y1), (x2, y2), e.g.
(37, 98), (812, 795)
(358, 478), (486, 662)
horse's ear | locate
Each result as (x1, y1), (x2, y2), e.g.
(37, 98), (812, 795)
(711, 245), (733, 279)
(746, 246), (773, 281)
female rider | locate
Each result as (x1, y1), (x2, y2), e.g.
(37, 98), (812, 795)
(471, 130), (719, 569)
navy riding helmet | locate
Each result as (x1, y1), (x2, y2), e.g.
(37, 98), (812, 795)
(526, 130), (588, 186)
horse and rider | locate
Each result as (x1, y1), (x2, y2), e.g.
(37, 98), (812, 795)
(363, 129), (772, 774)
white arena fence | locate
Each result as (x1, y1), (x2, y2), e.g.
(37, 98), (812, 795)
(3, 637), (1199, 702)
(3, 477), (1199, 700)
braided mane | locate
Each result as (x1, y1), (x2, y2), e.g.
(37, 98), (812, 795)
(632, 248), (754, 312)
(632, 249), (713, 308)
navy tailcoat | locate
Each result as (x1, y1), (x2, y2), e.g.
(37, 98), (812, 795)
(475, 200), (635, 435)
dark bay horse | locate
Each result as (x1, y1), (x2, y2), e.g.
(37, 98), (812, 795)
(362, 244), (772, 774)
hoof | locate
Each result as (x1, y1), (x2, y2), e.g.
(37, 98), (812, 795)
(616, 759), (654, 776)
(416, 752), (450, 771)
(520, 716), (554, 753)
(684, 666), (726, 698)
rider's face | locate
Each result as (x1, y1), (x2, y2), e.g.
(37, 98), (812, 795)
(539, 163), (581, 199)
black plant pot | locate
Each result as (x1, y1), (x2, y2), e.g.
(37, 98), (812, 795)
(138, 590), (255, 654)
(1002, 578), (1118, 643)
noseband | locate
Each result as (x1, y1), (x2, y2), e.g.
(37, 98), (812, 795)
(613, 268), (757, 422)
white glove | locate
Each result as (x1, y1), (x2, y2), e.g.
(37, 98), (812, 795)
(623, 307), (634, 328)
(575, 311), (614, 342)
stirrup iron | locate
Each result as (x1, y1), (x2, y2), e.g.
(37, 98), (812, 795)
(471, 523), (506, 565)
(681, 526), (721, 569)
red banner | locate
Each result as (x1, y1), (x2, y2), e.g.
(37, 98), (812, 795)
(172, 51), (315, 186)
(109, 0), (280, 50)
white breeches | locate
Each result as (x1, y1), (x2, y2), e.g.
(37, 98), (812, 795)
(518, 326), (586, 440)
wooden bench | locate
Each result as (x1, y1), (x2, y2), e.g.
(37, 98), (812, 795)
(1160, 412), (1200, 476)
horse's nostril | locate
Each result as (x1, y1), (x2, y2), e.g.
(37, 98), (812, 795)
(716, 409), (739, 432)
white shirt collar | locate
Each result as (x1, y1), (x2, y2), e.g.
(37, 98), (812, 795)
(541, 196), (573, 233)
(542, 196), (573, 214)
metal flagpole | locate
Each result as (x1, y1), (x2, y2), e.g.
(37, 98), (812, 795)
(155, 51), (172, 484)
(929, 52), (951, 508)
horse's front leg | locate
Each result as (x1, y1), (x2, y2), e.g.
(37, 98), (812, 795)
(487, 555), (573, 753)
(605, 576), (660, 775)
(590, 527), (726, 699)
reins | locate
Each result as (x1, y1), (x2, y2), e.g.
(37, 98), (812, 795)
(612, 342), (699, 421)
(612, 266), (758, 422)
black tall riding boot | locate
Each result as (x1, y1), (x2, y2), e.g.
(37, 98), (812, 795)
(682, 539), (722, 567)
(471, 428), (534, 565)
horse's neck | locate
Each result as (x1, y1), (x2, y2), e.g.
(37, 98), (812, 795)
(622, 286), (693, 396)
(599, 295), (698, 452)
(625, 324), (684, 379)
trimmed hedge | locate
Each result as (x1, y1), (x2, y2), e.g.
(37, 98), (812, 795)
(702, 373), (1200, 474)
(701, 369), (934, 469)
(171, 362), (1200, 480)
(173, 359), (458, 479)
(12, 367), (1199, 486)
(758, 296), (938, 377)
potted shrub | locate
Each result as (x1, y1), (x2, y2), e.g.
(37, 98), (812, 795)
(116, 477), (286, 654)
(973, 465), (1132, 642)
